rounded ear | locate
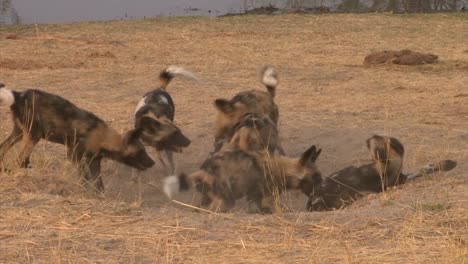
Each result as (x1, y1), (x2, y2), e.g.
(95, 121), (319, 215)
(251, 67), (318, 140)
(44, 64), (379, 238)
(300, 145), (322, 166)
(138, 116), (162, 133)
(214, 99), (234, 114)
(310, 148), (322, 163)
(125, 128), (142, 143)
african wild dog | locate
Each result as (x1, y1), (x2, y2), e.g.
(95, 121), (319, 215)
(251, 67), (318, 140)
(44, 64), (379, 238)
(163, 145), (322, 213)
(306, 135), (457, 211)
(134, 66), (197, 174)
(213, 66), (285, 155)
(222, 112), (281, 154)
(0, 84), (155, 192)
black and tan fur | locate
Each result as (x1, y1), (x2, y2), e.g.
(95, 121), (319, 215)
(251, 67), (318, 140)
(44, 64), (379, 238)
(134, 66), (196, 174)
(0, 84), (155, 192)
(213, 66), (285, 155)
(164, 145), (322, 213)
(306, 135), (457, 211)
(221, 112), (281, 155)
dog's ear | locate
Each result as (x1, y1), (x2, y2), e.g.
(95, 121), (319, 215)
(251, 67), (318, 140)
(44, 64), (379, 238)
(124, 128), (142, 145)
(214, 99), (234, 114)
(300, 145), (321, 166)
(138, 116), (162, 134)
(389, 137), (404, 156)
(374, 146), (388, 162)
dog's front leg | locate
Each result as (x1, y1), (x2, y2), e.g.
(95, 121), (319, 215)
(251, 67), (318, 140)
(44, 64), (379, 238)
(165, 150), (175, 174)
(275, 138), (286, 156)
(80, 156), (104, 193)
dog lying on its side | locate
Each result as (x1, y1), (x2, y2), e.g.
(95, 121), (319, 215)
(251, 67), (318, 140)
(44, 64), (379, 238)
(134, 66), (196, 174)
(0, 83), (154, 192)
(306, 135), (457, 211)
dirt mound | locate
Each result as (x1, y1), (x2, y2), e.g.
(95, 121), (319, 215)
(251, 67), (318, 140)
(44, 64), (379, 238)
(364, 49), (439, 65)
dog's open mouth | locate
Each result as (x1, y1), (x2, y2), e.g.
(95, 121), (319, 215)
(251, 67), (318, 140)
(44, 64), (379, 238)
(171, 146), (183, 153)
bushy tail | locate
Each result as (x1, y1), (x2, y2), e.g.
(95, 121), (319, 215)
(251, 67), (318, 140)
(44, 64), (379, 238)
(260, 66), (279, 98)
(163, 173), (190, 199)
(159, 66), (199, 90)
(406, 160), (457, 181)
(0, 83), (15, 107)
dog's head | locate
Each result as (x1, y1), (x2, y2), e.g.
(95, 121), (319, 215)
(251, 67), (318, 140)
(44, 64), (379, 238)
(279, 145), (322, 195)
(295, 145), (323, 195)
(228, 113), (279, 153)
(213, 98), (250, 152)
(366, 135), (404, 163)
(137, 116), (191, 150)
(118, 129), (155, 170)
(214, 98), (249, 139)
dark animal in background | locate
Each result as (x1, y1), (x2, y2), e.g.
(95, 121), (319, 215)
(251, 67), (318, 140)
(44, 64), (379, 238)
(163, 145), (322, 213)
(0, 84), (154, 192)
(134, 66), (197, 174)
(306, 135), (457, 211)
(213, 66), (285, 155)
(364, 49), (438, 65)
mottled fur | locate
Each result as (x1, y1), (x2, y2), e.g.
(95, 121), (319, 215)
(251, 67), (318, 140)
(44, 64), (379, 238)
(307, 135), (457, 211)
(213, 66), (285, 155)
(164, 145), (322, 213)
(134, 66), (195, 173)
(0, 87), (155, 192)
(222, 113), (281, 154)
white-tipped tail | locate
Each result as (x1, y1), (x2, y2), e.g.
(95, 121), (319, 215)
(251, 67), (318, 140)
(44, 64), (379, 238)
(0, 86), (15, 107)
(163, 175), (180, 199)
(166, 66), (199, 81)
(134, 96), (147, 115)
(261, 66), (279, 88)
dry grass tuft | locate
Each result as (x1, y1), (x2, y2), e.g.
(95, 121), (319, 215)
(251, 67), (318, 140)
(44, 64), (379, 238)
(0, 13), (467, 263)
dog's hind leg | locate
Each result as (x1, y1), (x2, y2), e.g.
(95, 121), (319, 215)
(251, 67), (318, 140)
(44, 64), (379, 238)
(0, 125), (23, 169)
(209, 196), (235, 213)
(247, 190), (263, 214)
(17, 131), (41, 168)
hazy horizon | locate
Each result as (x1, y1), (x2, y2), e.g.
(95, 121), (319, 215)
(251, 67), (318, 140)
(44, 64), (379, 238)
(9, 0), (245, 24)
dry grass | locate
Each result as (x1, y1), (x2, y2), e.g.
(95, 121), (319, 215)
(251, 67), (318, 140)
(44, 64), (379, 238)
(0, 13), (467, 263)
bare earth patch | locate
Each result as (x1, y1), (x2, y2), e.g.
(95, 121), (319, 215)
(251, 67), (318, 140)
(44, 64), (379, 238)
(0, 13), (467, 263)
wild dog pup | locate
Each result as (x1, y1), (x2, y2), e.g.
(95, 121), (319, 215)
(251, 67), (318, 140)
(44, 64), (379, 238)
(213, 66), (285, 155)
(0, 84), (155, 191)
(163, 145), (322, 213)
(306, 135), (457, 211)
(134, 66), (196, 174)
(224, 112), (281, 154)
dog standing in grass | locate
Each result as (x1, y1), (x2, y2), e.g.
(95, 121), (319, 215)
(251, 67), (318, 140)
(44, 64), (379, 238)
(0, 83), (155, 192)
(306, 135), (457, 211)
(133, 66), (196, 174)
(212, 66), (285, 155)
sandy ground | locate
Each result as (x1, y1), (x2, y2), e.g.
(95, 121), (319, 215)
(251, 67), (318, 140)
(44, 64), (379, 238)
(0, 13), (467, 263)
